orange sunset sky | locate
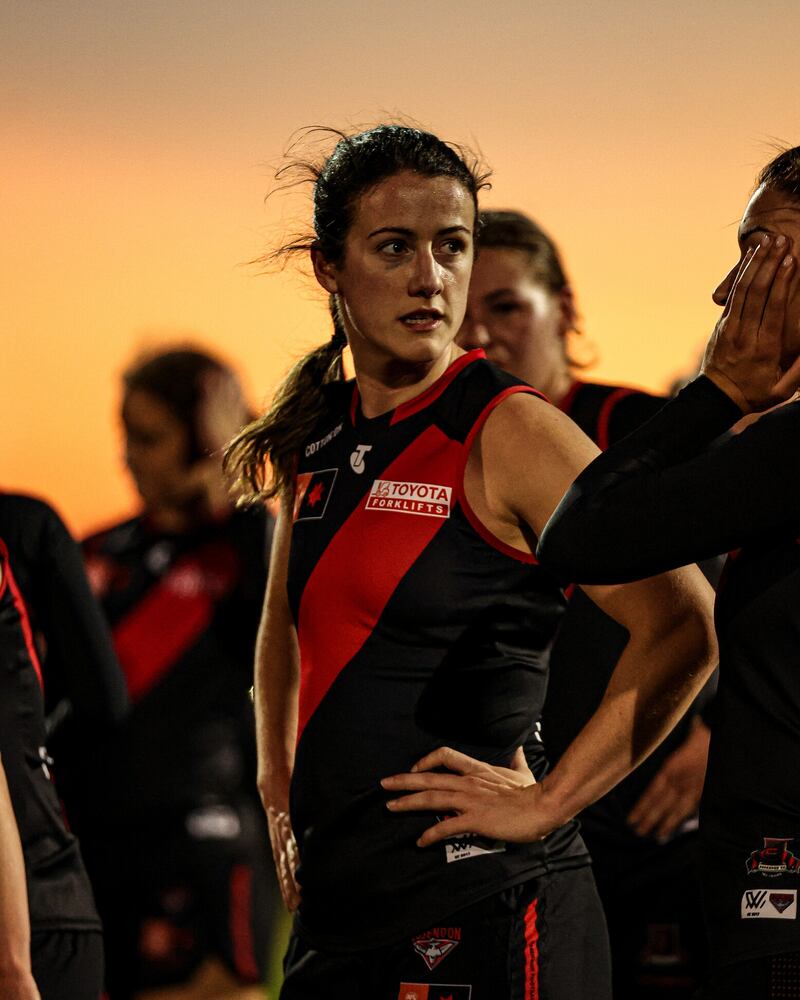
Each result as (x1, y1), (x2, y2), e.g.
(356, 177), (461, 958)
(3, 0), (799, 536)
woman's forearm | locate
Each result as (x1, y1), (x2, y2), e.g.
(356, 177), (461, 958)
(538, 579), (717, 830)
(0, 756), (33, 977)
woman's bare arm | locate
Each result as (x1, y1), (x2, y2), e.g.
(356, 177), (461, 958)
(254, 498), (301, 910)
(384, 394), (717, 844)
(0, 754), (41, 1000)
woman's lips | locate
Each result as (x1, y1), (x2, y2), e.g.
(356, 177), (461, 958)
(399, 309), (444, 332)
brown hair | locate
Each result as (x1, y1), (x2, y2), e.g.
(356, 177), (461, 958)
(124, 347), (239, 463)
(224, 125), (489, 503)
(757, 145), (800, 201)
(477, 210), (568, 294)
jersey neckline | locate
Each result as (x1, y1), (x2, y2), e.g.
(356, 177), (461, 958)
(348, 349), (486, 429)
(558, 378), (584, 415)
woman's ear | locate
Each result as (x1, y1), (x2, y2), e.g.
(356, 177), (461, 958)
(311, 247), (339, 294)
(557, 285), (578, 338)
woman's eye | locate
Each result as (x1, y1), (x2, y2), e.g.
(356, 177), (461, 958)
(490, 301), (520, 315)
(379, 240), (409, 257)
(439, 238), (467, 255)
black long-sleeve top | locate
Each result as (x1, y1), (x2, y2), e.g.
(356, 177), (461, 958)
(0, 492), (127, 931)
(538, 377), (800, 968)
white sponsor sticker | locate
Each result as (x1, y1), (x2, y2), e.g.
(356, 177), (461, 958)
(445, 834), (506, 864)
(365, 479), (452, 518)
(741, 888), (797, 919)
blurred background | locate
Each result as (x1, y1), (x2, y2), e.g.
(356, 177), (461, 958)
(2, 0), (798, 536)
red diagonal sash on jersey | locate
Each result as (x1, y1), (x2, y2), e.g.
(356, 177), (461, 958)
(112, 544), (238, 702)
(296, 424), (461, 740)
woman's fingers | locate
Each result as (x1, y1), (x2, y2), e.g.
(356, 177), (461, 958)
(725, 244), (758, 325)
(758, 251), (794, 356)
(739, 237), (788, 337)
(510, 745), (531, 776)
(382, 770), (480, 794)
(416, 814), (476, 848)
(385, 789), (467, 814)
(408, 745), (488, 775)
(774, 350), (800, 400)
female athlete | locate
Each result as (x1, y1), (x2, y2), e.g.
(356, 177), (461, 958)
(78, 349), (277, 1000)
(227, 124), (717, 1000)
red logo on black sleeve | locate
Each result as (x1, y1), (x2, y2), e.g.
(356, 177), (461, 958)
(294, 469), (337, 522)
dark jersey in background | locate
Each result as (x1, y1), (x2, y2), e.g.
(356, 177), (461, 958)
(76, 506), (275, 995)
(80, 507), (270, 823)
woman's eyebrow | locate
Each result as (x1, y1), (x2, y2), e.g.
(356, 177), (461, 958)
(367, 226), (413, 239)
(367, 225), (472, 239)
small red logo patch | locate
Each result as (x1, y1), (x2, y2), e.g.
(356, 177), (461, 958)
(411, 927), (461, 971)
(771, 893), (795, 914)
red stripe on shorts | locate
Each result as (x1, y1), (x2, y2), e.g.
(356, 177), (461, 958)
(524, 897), (540, 1000)
(230, 864), (260, 982)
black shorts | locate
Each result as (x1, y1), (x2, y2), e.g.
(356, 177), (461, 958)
(706, 951), (800, 1000)
(589, 831), (708, 998)
(281, 866), (611, 1000)
(86, 798), (278, 998)
(31, 929), (104, 1000)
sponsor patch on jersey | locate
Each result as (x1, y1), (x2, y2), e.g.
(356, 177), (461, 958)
(444, 832), (506, 864)
(294, 469), (337, 522)
(304, 422), (343, 458)
(398, 984), (472, 1000)
(350, 443), (372, 473)
(411, 927), (461, 970)
(745, 838), (800, 877)
(365, 480), (452, 518)
(741, 888), (797, 919)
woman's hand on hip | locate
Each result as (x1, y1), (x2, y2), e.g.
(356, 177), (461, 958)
(381, 746), (559, 846)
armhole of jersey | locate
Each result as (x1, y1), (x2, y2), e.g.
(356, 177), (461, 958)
(0, 538), (44, 692)
(0, 539), (8, 601)
(456, 385), (544, 565)
(596, 387), (637, 451)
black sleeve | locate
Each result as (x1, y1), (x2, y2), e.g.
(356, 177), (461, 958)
(537, 375), (798, 583)
(606, 391), (666, 444)
(35, 504), (128, 727)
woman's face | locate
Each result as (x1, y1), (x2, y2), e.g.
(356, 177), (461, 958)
(458, 247), (573, 388)
(122, 388), (191, 509)
(312, 170), (475, 374)
(713, 185), (800, 367)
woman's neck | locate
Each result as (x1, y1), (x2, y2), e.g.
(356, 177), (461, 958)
(355, 344), (464, 419)
(534, 366), (575, 407)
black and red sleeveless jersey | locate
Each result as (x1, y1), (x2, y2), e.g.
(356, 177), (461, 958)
(287, 350), (588, 951)
(80, 508), (270, 825)
(558, 379), (665, 451)
(0, 494), (105, 932)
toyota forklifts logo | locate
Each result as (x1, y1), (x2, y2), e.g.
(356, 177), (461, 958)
(366, 480), (452, 518)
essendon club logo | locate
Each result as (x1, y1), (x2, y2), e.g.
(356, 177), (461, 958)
(745, 838), (800, 877)
(294, 469), (337, 522)
(771, 893), (796, 914)
(365, 480), (452, 518)
(411, 927), (461, 970)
